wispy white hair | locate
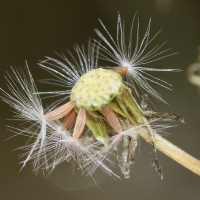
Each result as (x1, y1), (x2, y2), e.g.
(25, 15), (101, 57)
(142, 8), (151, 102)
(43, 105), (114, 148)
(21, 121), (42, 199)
(38, 39), (100, 105)
(95, 13), (180, 102)
(85, 119), (174, 178)
(0, 62), (48, 171)
(42, 120), (120, 180)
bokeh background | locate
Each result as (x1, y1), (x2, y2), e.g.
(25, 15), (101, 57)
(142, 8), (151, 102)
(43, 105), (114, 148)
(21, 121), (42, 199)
(0, 0), (200, 199)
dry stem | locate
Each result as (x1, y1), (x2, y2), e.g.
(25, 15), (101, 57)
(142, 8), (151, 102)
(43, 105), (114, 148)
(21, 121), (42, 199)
(139, 127), (200, 176)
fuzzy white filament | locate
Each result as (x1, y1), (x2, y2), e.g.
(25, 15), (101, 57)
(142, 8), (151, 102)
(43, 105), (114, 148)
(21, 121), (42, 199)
(38, 40), (100, 103)
(42, 120), (119, 180)
(84, 118), (174, 178)
(0, 62), (48, 171)
(95, 13), (179, 102)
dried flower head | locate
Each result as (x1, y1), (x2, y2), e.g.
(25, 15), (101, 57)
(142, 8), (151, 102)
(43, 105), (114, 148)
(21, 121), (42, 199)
(1, 14), (200, 183)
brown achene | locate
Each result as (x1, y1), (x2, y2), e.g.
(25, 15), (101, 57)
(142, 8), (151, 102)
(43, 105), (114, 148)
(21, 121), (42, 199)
(109, 66), (129, 76)
(61, 109), (77, 131)
(102, 104), (122, 134)
(45, 101), (75, 120)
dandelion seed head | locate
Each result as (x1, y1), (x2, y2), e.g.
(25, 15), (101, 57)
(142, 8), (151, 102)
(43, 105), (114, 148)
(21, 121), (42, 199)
(0, 14), (185, 182)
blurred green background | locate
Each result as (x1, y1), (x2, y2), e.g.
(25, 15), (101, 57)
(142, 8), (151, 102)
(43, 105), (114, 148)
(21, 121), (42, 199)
(0, 0), (200, 199)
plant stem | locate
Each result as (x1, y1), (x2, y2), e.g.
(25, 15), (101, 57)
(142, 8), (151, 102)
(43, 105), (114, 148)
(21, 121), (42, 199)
(139, 127), (200, 176)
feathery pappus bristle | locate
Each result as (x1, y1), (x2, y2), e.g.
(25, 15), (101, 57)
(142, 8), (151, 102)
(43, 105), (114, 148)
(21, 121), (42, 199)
(42, 120), (119, 179)
(0, 62), (48, 171)
(38, 39), (100, 101)
(94, 13), (180, 103)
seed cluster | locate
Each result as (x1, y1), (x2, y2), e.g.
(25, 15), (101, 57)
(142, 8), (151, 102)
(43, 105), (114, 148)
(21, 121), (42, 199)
(70, 68), (124, 111)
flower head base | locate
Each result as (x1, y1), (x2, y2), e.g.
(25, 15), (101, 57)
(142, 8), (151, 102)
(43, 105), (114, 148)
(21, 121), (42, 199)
(70, 68), (124, 111)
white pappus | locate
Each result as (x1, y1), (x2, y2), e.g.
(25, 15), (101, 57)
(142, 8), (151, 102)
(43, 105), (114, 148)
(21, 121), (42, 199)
(0, 62), (48, 172)
(94, 13), (180, 102)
